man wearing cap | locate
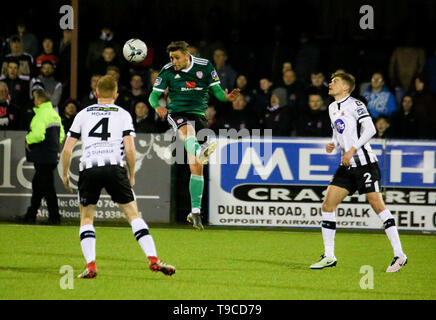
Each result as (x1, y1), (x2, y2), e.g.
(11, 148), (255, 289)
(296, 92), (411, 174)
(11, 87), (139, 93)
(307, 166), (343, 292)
(21, 89), (65, 224)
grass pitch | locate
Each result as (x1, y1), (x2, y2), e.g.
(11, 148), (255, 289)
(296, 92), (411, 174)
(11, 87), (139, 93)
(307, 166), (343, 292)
(0, 223), (435, 300)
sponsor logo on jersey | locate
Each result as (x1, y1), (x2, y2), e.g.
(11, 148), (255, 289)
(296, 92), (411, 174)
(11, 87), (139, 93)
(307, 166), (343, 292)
(196, 71), (203, 79)
(154, 77), (162, 86)
(87, 106), (118, 112)
(356, 107), (367, 116)
(334, 119), (346, 134)
(211, 70), (219, 81)
(186, 81), (196, 88)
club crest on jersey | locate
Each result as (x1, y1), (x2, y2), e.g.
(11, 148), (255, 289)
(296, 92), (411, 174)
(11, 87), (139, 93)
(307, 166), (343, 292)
(154, 77), (162, 86)
(177, 118), (185, 124)
(196, 71), (203, 79)
(175, 74), (181, 79)
(186, 81), (196, 88)
(334, 119), (346, 134)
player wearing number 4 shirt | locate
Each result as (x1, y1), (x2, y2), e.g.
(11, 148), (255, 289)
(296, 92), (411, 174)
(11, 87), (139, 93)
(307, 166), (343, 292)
(149, 41), (240, 230)
(310, 72), (407, 272)
(61, 75), (175, 278)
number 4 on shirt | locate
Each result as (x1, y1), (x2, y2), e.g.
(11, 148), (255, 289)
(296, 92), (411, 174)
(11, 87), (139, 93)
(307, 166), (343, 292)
(89, 118), (111, 141)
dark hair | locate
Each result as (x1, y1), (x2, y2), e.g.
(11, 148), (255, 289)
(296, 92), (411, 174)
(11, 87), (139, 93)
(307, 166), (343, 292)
(7, 58), (19, 66)
(375, 115), (390, 123)
(62, 98), (80, 111)
(310, 70), (325, 76)
(166, 41), (190, 54)
(33, 90), (51, 103)
(106, 65), (120, 74)
(10, 35), (21, 43)
(401, 93), (414, 105)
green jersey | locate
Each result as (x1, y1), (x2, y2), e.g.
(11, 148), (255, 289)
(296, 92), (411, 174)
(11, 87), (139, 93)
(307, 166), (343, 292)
(153, 55), (221, 115)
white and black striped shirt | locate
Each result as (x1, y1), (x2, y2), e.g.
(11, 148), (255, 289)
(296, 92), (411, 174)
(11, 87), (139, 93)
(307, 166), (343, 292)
(329, 96), (378, 167)
(67, 104), (136, 171)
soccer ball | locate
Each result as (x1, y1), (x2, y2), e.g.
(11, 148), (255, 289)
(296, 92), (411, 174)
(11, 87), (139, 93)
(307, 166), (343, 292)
(123, 39), (147, 63)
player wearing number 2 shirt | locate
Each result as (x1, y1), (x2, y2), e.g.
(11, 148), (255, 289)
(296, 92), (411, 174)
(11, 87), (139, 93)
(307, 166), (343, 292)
(61, 75), (175, 278)
(310, 72), (407, 272)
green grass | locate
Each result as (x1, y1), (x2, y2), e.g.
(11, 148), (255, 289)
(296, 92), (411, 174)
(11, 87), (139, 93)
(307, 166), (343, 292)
(0, 223), (435, 300)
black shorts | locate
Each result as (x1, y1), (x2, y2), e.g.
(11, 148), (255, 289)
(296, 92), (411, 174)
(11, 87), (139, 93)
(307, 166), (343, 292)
(78, 165), (135, 206)
(167, 112), (208, 142)
(330, 162), (381, 195)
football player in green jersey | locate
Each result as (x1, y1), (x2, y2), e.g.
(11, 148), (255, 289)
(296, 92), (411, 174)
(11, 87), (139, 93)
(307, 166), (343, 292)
(149, 41), (240, 230)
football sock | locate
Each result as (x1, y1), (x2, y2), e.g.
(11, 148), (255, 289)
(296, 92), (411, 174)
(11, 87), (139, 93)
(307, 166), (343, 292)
(378, 209), (405, 258)
(184, 135), (201, 157)
(189, 174), (204, 211)
(321, 211), (336, 259)
(131, 218), (157, 260)
(79, 224), (96, 264)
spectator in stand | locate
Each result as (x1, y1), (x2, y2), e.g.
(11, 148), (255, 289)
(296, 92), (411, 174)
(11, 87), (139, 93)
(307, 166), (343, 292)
(205, 105), (218, 134)
(263, 93), (293, 137)
(213, 48), (237, 91)
(0, 59), (30, 108)
(389, 94), (420, 139)
(215, 93), (259, 134)
(187, 45), (201, 57)
(282, 61), (292, 74)
(80, 74), (101, 109)
(389, 31), (426, 95)
(58, 29), (71, 101)
(306, 70), (330, 107)
(276, 69), (306, 113)
(133, 100), (157, 133)
(410, 73), (436, 139)
(1, 35), (34, 78)
(61, 98), (79, 133)
(106, 65), (131, 111)
(31, 60), (62, 113)
(128, 73), (147, 113)
(235, 74), (255, 104)
(92, 45), (123, 78)
(252, 77), (274, 121)
(17, 19), (38, 58)
(362, 72), (397, 120)
(0, 81), (20, 130)
(272, 61), (292, 87)
(374, 116), (391, 139)
(296, 92), (331, 137)
(36, 37), (58, 68)
(86, 25), (122, 72)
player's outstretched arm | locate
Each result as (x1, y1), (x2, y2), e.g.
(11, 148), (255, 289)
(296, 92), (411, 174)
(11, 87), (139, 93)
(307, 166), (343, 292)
(210, 84), (240, 102)
(61, 136), (78, 193)
(123, 135), (136, 187)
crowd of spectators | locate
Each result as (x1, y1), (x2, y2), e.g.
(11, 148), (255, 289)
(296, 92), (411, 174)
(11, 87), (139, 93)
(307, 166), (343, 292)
(1, 19), (436, 140)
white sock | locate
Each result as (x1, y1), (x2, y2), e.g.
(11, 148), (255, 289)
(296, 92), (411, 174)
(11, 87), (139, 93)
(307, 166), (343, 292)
(131, 218), (157, 258)
(79, 224), (96, 264)
(321, 211), (336, 259)
(378, 209), (405, 258)
(192, 207), (201, 214)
